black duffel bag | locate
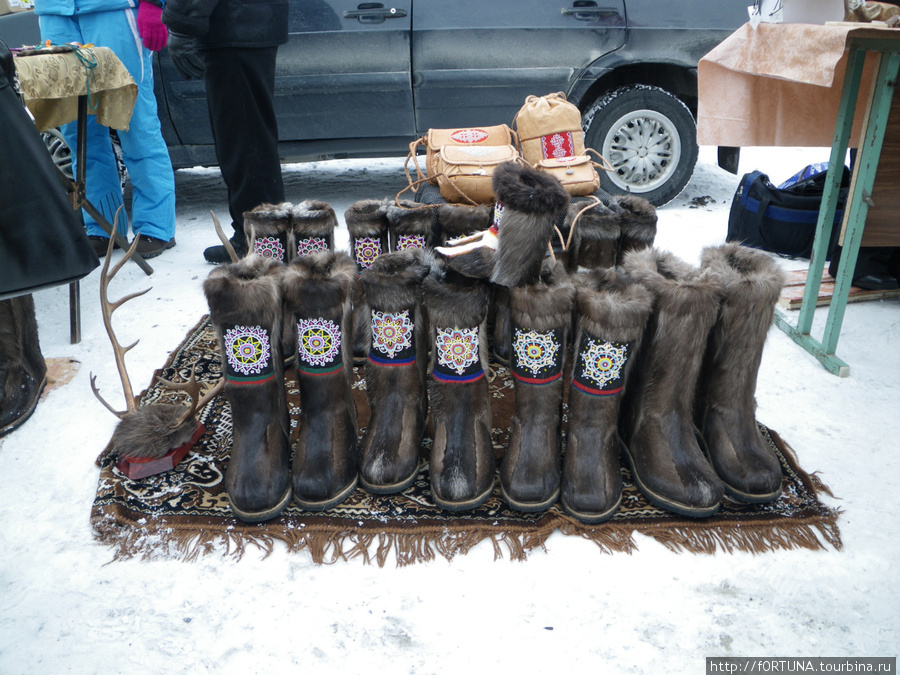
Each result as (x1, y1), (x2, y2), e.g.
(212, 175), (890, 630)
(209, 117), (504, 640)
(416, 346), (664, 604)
(727, 168), (850, 260)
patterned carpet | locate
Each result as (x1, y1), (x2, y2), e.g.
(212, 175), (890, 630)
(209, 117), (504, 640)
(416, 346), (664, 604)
(91, 317), (842, 565)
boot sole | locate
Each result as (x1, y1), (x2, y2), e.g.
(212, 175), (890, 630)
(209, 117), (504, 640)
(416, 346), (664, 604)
(359, 469), (418, 495)
(293, 476), (358, 512)
(432, 480), (494, 512)
(723, 482), (782, 504)
(0, 376), (46, 438)
(229, 485), (292, 523)
(622, 444), (721, 519)
(500, 485), (559, 513)
(560, 494), (622, 525)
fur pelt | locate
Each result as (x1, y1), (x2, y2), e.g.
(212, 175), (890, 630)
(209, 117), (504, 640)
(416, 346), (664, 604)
(612, 194), (657, 265)
(566, 199), (619, 272)
(0, 295), (46, 437)
(436, 203), (492, 243)
(618, 247), (725, 517)
(695, 243), (786, 502)
(203, 254), (291, 522)
(386, 200), (435, 250)
(103, 405), (199, 461)
(358, 248), (431, 492)
(422, 257), (494, 510)
(242, 202), (293, 260)
(443, 245), (495, 280)
(491, 162), (570, 287)
(501, 260), (575, 511)
(291, 200), (337, 249)
(574, 266), (653, 343)
(345, 198), (390, 239)
(281, 250), (359, 510)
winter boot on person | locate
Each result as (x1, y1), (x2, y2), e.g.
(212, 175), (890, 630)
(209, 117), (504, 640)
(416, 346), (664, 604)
(619, 248), (725, 518)
(204, 256), (292, 522)
(423, 258), (495, 511)
(563, 198), (620, 272)
(345, 199), (390, 362)
(358, 249), (431, 494)
(560, 267), (652, 523)
(613, 195), (657, 266)
(281, 251), (359, 511)
(499, 260), (574, 512)
(0, 296), (48, 437)
(292, 200), (337, 258)
(243, 202), (293, 263)
(435, 161), (570, 288)
(696, 243), (786, 503)
(386, 201), (433, 251)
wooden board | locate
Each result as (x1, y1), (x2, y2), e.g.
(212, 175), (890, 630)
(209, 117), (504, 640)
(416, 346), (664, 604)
(778, 266), (900, 310)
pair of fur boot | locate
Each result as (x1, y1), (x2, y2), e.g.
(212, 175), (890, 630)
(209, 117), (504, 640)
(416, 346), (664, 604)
(617, 243), (787, 518)
(243, 201), (337, 263)
(204, 252), (359, 522)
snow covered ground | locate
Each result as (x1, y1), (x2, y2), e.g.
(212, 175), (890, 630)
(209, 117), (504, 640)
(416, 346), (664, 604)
(1, 147), (897, 673)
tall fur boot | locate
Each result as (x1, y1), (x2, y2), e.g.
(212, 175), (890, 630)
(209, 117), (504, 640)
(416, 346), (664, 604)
(243, 202), (293, 263)
(619, 248), (724, 518)
(435, 203), (492, 245)
(345, 199), (390, 362)
(500, 260), (574, 512)
(292, 200), (336, 258)
(612, 195), (657, 266)
(423, 259), (494, 511)
(281, 251), (359, 511)
(386, 201), (434, 251)
(561, 268), (652, 523)
(204, 256), (292, 522)
(564, 199), (620, 272)
(0, 295), (47, 437)
(358, 249), (430, 493)
(696, 243), (786, 503)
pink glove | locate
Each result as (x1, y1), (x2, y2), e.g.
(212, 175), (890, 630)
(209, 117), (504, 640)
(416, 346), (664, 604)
(137, 2), (168, 52)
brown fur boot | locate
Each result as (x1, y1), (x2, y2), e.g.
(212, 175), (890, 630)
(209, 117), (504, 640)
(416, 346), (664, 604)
(281, 251), (359, 511)
(612, 195), (657, 266)
(292, 200), (336, 258)
(0, 295), (47, 437)
(386, 201), (433, 251)
(359, 249), (431, 493)
(561, 268), (652, 523)
(696, 243), (786, 503)
(435, 203), (492, 245)
(345, 199), (390, 362)
(564, 199), (620, 272)
(500, 260), (574, 512)
(423, 259), (494, 511)
(204, 256), (292, 522)
(243, 202), (293, 263)
(619, 248), (724, 518)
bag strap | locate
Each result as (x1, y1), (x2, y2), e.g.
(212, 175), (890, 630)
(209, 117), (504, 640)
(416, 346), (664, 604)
(404, 136), (428, 186)
(586, 148), (614, 173)
(555, 195), (602, 252)
(395, 175), (445, 210)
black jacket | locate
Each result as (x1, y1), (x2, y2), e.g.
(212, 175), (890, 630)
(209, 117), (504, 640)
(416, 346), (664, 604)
(162, 0), (288, 49)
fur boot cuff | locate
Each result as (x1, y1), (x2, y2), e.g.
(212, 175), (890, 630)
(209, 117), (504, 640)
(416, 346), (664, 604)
(509, 260), (575, 332)
(386, 201), (434, 250)
(362, 248), (432, 311)
(574, 267), (653, 342)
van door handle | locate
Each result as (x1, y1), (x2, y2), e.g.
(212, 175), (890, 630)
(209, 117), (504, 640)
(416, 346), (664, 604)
(344, 3), (407, 23)
(561, 3), (620, 20)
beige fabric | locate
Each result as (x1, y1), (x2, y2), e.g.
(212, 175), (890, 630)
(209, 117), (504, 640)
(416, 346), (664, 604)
(695, 22), (899, 147)
(514, 93), (585, 164)
(435, 144), (520, 204)
(14, 46), (137, 131)
(534, 155), (600, 196)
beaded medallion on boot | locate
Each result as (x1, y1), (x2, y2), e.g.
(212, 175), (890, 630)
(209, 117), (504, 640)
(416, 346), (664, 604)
(386, 201), (434, 251)
(243, 203), (293, 263)
(500, 260), (574, 512)
(359, 249), (431, 494)
(561, 268), (652, 523)
(281, 251), (359, 511)
(345, 199), (390, 363)
(423, 258), (495, 511)
(619, 248), (725, 518)
(204, 256), (292, 522)
(696, 243), (786, 503)
(292, 200), (336, 258)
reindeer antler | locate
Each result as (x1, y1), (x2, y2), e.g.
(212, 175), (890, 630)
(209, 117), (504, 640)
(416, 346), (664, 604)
(90, 210), (151, 419)
(211, 211), (241, 263)
(156, 365), (225, 429)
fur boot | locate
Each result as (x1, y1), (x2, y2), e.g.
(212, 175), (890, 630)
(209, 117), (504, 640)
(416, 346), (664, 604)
(435, 203), (492, 245)
(423, 259), (494, 511)
(619, 248), (725, 518)
(387, 201), (434, 251)
(281, 251), (359, 511)
(500, 260), (574, 512)
(243, 202), (293, 263)
(696, 243), (786, 503)
(345, 199), (390, 362)
(612, 195), (657, 266)
(204, 256), (292, 522)
(561, 268), (652, 523)
(292, 200), (336, 258)
(0, 295), (47, 437)
(564, 199), (620, 272)
(358, 249), (431, 493)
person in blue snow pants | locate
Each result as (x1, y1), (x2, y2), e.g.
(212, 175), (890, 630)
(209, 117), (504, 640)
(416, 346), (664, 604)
(34, 0), (177, 258)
